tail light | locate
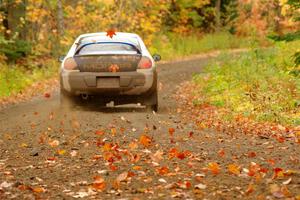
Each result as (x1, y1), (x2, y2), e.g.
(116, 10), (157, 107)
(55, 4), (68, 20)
(138, 56), (152, 69)
(64, 57), (78, 70)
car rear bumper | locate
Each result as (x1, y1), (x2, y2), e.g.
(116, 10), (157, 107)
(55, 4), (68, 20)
(60, 69), (155, 96)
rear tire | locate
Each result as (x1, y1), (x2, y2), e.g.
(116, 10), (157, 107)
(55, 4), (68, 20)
(144, 76), (158, 112)
(145, 90), (158, 112)
(60, 89), (76, 109)
(150, 100), (158, 112)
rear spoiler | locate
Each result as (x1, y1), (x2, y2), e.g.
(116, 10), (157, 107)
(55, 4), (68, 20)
(75, 42), (142, 55)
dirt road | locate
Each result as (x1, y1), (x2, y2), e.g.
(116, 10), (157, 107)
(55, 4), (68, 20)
(0, 56), (299, 199)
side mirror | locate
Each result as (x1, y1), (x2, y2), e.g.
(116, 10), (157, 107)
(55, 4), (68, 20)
(153, 54), (161, 62)
(58, 55), (65, 62)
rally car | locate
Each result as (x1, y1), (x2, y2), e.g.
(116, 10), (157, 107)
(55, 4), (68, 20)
(59, 32), (161, 111)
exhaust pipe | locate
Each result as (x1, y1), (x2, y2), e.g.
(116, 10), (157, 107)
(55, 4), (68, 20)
(81, 93), (89, 100)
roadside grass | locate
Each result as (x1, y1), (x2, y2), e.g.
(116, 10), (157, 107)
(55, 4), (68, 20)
(0, 59), (58, 97)
(192, 40), (300, 126)
(150, 32), (256, 60)
(0, 32), (257, 98)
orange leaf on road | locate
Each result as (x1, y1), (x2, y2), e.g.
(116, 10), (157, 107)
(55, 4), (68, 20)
(102, 143), (113, 151)
(208, 162), (220, 175)
(110, 165), (118, 171)
(92, 176), (106, 191)
(95, 130), (105, 135)
(49, 139), (59, 147)
(218, 149), (225, 157)
(168, 128), (175, 137)
(248, 152), (256, 158)
(128, 141), (138, 150)
(132, 166), (142, 170)
(245, 184), (254, 195)
(31, 187), (45, 193)
(157, 166), (169, 175)
(228, 164), (240, 175)
(177, 152), (186, 160)
(276, 136), (285, 143)
(273, 168), (284, 179)
(140, 135), (152, 147)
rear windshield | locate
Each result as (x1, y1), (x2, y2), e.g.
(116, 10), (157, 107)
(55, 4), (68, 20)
(77, 43), (139, 55)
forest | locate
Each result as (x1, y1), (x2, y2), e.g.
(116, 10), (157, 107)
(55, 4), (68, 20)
(0, 0), (299, 121)
(1, 1), (300, 199)
(0, 0), (298, 62)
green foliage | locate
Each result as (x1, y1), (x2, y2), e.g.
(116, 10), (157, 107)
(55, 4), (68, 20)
(268, 31), (300, 42)
(287, 0), (300, 9)
(0, 60), (57, 97)
(0, 39), (31, 62)
(193, 41), (300, 125)
(150, 32), (252, 60)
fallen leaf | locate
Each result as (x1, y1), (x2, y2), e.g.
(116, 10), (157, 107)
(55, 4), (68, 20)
(169, 128), (175, 137)
(208, 162), (220, 175)
(150, 149), (164, 163)
(281, 185), (292, 197)
(245, 183), (254, 195)
(139, 135), (152, 147)
(194, 183), (207, 189)
(176, 152), (186, 160)
(20, 143), (28, 148)
(158, 178), (167, 183)
(111, 128), (117, 136)
(116, 172), (128, 183)
(0, 181), (13, 189)
(57, 149), (66, 155)
(248, 162), (260, 177)
(247, 152), (256, 158)
(276, 136), (285, 143)
(156, 166), (169, 175)
(95, 130), (105, 135)
(282, 178), (292, 185)
(49, 139), (59, 147)
(70, 150), (78, 157)
(47, 157), (56, 161)
(128, 141), (138, 150)
(267, 159), (276, 166)
(31, 187), (45, 193)
(102, 143), (113, 151)
(44, 93), (51, 98)
(92, 176), (106, 191)
(273, 168), (284, 179)
(132, 166), (142, 170)
(169, 148), (179, 159)
(110, 165), (118, 171)
(103, 152), (114, 162)
(227, 164), (240, 175)
(218, 149), (225, 157)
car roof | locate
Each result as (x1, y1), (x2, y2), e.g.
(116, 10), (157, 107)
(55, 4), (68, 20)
(77, 32), (140, 46)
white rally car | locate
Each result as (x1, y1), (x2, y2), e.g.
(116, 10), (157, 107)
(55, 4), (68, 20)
(59, 32), (161, 111)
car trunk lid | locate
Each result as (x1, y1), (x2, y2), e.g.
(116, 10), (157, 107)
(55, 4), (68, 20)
(74, 54), (142, 72)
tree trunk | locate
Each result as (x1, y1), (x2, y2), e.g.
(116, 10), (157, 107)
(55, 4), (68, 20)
(57, 0), (64, 36)
(7, 0), (26, 39)
(116, 0), (124, 30)
(215, 0), (221, 32)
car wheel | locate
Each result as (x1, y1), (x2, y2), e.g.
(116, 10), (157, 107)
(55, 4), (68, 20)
(150, 102), (158, 112)
(145, 88), (158, 112)
(60, 89), (76, 109)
